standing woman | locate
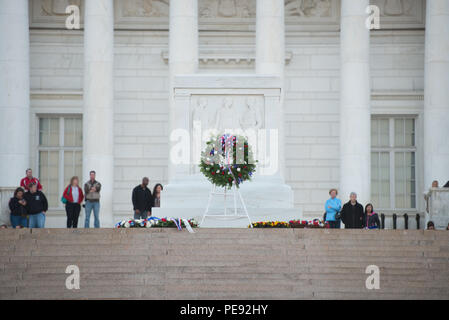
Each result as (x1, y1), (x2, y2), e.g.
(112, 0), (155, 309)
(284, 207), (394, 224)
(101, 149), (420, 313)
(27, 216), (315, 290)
(9, 187), (28, 228)
(152, 183), (163, 208)
(363, 203), (380, 229)
(324, 188), (342, 229)
(62, 176), (84, 228)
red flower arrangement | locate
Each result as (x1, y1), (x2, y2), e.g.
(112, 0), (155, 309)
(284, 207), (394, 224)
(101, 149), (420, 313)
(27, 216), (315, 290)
(250, 219), (326, 229)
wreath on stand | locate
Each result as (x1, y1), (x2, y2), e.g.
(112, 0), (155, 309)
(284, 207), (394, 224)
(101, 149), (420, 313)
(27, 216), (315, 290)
(199, 134), (257, 189)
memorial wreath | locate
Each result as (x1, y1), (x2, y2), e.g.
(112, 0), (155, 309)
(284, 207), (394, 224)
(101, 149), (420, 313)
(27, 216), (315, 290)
(199, 134), (257, 189)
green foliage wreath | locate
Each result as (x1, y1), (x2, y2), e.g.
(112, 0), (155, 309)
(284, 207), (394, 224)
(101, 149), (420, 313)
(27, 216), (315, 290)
(199, 134), (257, 189)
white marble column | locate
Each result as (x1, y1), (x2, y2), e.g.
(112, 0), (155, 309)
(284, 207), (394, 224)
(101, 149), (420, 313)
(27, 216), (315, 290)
(169, 0), (198, 78)
(256, 0), (285, 76)
(83, 0), (114, 227)
(339, 0), (371, 205)
(424, 0), (449, 189)
(168, 0), (198, 180)
(0, 0), (30, 188)
(255, 0), (285, 179)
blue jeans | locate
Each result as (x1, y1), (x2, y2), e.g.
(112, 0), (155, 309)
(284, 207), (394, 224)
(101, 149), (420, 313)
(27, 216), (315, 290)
(84, 200), (100, 228)
(29, 213), (45, 228)
(134, 210), (148, 220)
(10, 215), (27, 228)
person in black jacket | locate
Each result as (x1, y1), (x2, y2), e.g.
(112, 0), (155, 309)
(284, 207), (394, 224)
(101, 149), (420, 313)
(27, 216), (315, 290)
(340, 192), (364, 229)
(24, 182), (48, 228)
(9, 187), (28, 228)
(132, 177), (153, 219)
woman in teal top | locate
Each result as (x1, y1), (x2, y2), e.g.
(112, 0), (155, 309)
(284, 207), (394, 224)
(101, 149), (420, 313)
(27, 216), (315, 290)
(325, 188), (342, 229)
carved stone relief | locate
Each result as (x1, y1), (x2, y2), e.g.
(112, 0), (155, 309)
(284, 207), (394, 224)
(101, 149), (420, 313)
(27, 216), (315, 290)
(189, 94), (265, 173)
(370, 0), (425, 28)
(199, 0), (255, 18)
(373, 0), (416, 16)
(191, 95), (265, 132)
(285, 0), (332, 18)
(41, 0), (81, 16)
(31, 0), (84, 28)
(122, 0), (169, 17)
(29, 0), (424, 31)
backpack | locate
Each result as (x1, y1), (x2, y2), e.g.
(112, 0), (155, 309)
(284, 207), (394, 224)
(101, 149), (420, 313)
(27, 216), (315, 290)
(60, 186), (71, 204)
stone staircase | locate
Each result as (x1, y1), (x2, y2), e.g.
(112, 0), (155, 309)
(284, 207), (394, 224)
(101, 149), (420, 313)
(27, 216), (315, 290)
(1, 228), (448, 299)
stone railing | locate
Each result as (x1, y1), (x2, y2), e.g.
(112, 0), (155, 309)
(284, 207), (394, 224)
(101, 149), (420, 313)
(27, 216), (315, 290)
(424, 187), (449, 229)
(0, 187), (14, 226)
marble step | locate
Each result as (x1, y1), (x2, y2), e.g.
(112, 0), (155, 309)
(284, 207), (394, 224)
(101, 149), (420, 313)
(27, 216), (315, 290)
(1, 229), (449, 299)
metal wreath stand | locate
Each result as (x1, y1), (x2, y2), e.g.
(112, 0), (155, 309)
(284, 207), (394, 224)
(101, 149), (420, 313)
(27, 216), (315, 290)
(200, 135), (253, 228)
(200, 181), (252, 227)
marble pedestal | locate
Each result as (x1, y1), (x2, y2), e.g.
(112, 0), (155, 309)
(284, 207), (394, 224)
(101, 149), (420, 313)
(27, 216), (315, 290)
(425, 188), (449, 230)
(158, 74), (301, 227)
(153, 174), (301, 227)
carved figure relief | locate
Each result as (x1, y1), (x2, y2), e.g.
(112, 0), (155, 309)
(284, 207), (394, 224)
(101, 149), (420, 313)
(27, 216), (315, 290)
(189, 94), (265, 172)
(190, 95), (264, 133)
(199, 0), (256, 18)
(372, 0), (416, 17)
(41, 0), (81, 15)
(285, 0), (332, 17)
(218, 0), (237, 17)
(192, 97), (212, 129)
(33, 0), (422, 30)
(215, 97), (239, 131)
(240, 97), (262, 130)
(122, 0), (169, 17)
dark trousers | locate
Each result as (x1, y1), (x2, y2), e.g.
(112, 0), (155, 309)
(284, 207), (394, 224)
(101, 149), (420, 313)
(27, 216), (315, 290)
(66, 202), (81, 228)
(328, 220), (341, 229)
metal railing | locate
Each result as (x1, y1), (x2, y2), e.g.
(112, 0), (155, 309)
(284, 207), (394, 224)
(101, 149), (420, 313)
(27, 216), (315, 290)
(380, 213), (421, 230)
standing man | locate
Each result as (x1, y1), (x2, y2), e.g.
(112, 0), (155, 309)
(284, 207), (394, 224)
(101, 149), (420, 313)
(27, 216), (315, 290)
(132, 177), (153, 220)
(84, 170), (102, 228)
(20, 168), (43, 191)
(340, 192), (364, 229)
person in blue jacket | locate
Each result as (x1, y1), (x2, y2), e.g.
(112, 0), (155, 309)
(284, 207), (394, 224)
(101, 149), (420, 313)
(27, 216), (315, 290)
(324, 188), (342, 229)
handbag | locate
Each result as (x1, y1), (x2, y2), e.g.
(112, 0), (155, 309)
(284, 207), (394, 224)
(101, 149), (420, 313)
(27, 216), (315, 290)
(60, 186), (71, 204)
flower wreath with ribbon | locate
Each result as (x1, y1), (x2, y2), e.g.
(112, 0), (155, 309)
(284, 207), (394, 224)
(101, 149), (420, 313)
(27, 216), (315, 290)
(199, 133), (257, 189)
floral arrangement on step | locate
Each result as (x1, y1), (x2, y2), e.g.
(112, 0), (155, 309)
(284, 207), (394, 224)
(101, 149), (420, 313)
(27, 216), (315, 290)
(289, 219), (326, 229)
(199, 134), (257, 189)
(249, 219), (326, 229)
(115, 217), (198, 229)
(250, 221), (290, 228)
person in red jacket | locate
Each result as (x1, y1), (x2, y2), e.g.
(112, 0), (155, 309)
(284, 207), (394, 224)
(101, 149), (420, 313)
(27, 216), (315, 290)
(62, 176), (84, 228)
(20, 168), (43, 191)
